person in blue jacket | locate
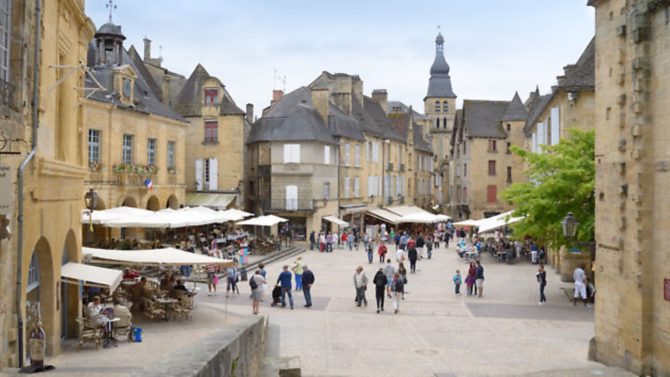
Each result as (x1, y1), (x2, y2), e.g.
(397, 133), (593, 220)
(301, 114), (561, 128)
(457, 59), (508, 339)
(276, 265), (294, 309)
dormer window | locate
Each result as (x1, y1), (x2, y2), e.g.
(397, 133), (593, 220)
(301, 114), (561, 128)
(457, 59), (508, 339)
(123, 78), (132, 98)
(204, 88), (218, 106)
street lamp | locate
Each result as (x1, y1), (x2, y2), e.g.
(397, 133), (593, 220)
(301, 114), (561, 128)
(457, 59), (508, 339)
(84, 188), (99, 211)
(561, 212), (578, 239)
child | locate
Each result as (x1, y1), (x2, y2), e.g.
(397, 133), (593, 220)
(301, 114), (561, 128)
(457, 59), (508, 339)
(453, 270), (462, 295)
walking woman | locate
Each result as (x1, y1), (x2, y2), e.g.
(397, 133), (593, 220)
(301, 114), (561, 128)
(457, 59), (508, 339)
(373, 268), (387, 313)
(536, 264), (547, 304)
(391, 272), (405, 314)
(397, 262), (407, 299)
(466, 262), (476, 296)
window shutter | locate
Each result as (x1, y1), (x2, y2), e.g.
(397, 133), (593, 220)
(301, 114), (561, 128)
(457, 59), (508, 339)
(195, 159), (203, 191)
(550, 107), (560, 145)
(209, 158), (218, 191)
(354, 177), (360, 197)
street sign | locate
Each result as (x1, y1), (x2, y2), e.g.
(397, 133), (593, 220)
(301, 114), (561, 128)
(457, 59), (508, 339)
(0, 163), (12, 216)
(665, 278), (670, 302)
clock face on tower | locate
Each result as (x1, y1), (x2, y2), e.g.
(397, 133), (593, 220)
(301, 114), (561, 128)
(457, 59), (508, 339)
(123, 78), (132, 98)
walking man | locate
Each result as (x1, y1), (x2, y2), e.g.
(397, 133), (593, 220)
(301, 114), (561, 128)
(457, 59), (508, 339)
(309, 230), (315, 251)
(302, 265), (315, 308)
(537, 264), (547, 305)
(573, 264), (588, 306)
(475, 260), (485, 298)
(407, 244), (418, 274)
(391, 272), (404, 314)
(383, 259), (396, 298)
(372, 268), (387, 313)
(353, 266), (368, 307)
(276, 265), (294, 309)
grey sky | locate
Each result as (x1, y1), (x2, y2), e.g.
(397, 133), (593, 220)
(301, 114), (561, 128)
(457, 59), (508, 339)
(85, 1), (594, 114)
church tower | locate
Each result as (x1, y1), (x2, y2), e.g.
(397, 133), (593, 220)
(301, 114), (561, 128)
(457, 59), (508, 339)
(424, 32), (456, 159)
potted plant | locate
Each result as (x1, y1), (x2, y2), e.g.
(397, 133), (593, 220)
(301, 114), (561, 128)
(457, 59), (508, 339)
(88, 161), (102, 172)
(113, 163), (132, 174)
(167, 167), (177, 175)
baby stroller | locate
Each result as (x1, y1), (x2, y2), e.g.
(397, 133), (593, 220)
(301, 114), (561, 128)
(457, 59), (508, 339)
(270, 285), (282, 307)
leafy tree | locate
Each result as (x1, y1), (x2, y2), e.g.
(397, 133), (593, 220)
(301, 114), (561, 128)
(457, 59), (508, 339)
(502, 129), (594, 248)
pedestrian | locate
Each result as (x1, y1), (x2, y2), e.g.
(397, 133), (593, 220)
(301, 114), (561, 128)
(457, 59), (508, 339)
(341, 231), (347, 249)
(453, 269), (462, 295)
(407, 244), (418, 274)
(397, 262), (407, 300)
(395, 244), (405, 262)
(536, 264), (547, 305)
(585, 277), (596, 306)
(467, 262), (477, 296)
(363, 233), (371, 251)
(250, 270), (266, 315)
(573, 264), (588, 307)
(302, 265), (315, 308)
(383, 259), (396, 298)
(292, 257), (304, 291)
(389, 228), (395, 245)
(366, 242), (374, 264)
(226, 262), (239, 297)
(372, 268), (387, 313)
(347, 230), (354, 251)
(399, 232), (409, 251)
(319, 232), (326, 253)
(353, 266), (368, 307)
(416, 232), (425, 259)
(206, 259), (218, 296)
(326, 232), (333, 253)
(426, 233), (433, 259)
(391, 272), (404, 314)
(377, 243), (388, 263)
(539, 247), (546, 265)
(309, 230), (315, 251)
(475, 260), (485, 298)
(258, 263), (267, 278)
(276, 265), (294, 309)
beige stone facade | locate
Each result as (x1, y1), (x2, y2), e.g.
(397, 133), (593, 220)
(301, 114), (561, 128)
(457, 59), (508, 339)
(0, 0), (95, 367)
(590, 0), (670, 375)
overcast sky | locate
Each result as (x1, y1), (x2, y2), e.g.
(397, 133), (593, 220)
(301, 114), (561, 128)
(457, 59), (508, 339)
(85, 1), (594, 114)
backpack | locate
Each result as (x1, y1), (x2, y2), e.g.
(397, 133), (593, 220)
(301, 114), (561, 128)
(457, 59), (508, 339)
(249, 276), (258, 290)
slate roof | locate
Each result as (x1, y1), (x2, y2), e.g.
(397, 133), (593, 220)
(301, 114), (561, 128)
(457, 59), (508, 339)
(171, 64), (244, 117)
(328, 103), (365, 141)
(556, 37), (595, 91)
(127, 46), (163, 100)
(360, 96), (405, 142)
(500, 92), (528, 122)
(388, 101), (428, 120)
(220, 95), (245, 116)
(523, 94), (552, 134)
(85, 44), (186, 122)
(461, 100), (509, 139)
(426, 34), (456, 99)
(413, 124), (433, 153)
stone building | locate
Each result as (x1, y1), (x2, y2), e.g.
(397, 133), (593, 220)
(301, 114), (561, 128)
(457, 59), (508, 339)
(0, 0), (95, 366)
(524, 38), (595, 152)
(171, 64), (246, 208)
(449, 93), (527, 220)
(81, 19), (188, 229)
(589, 0), (670, 375)
(424, 32), (457, 209)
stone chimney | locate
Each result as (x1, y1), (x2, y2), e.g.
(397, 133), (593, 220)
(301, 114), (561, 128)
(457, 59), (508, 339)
(371, 89), (388, 114)
(246, 103), (254, 123)
(143, 37), (151, 61)
(271, 90), (284, 105)
(161, 75), (171, 105)
(352, 76), (364, 109)
(311, 88), (329, 124)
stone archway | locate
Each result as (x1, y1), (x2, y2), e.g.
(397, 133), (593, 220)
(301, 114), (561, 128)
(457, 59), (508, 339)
(24, 237), (56, 356)
(166, 194), (179, 209)
(146, 195), (160, 211)
(121, 196), (137, 208)
(60, 231), (79, 340)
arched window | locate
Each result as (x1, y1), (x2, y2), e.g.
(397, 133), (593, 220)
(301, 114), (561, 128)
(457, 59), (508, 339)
(436, 118), (440, 129)
(444, 117), (448, 130)
(442, 101), (448, 112)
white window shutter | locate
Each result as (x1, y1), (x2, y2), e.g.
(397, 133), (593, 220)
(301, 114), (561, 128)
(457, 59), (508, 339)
(550, 107), (560, 145)
(294, 145), (301, 163)
(195, 159), (203, 191)
(324, 146), (330, 164)
(354, 177), (359, 197)
(209, 158), (218, 191)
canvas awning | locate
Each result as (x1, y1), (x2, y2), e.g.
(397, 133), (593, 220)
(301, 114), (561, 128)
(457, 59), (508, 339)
(323, 216), (349, 227)
(236, 215), (288, 227)
(185, 193), (236, 209)
(61, 262), (123, 291)
(453, 219), (481, 227)
(477, 211), (525, 234)
(82, 206), (248, 228)
(366, 208), (403, 225)
(83, 247), (234, 267)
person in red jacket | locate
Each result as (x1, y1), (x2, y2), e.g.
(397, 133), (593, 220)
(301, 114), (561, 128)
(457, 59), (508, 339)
(377, 244), (387, 263)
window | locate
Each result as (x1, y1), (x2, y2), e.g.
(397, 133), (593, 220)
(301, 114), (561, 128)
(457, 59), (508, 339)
(167, 141), (175, 169)
(366, 141), (371, 161)
(344, 144), (351, 166)
(354, 176), (360, 197)
(398, 144), (403, 165)
(344, 177), (350, 198)
(463, 141), (467, 154)
(323, 182), (330, 199)
(122, 134), (133, 164)
(384, 174), (390, 197)
(204, 120), (218, 143)
(488, 140), (497, 152)
(435, 118), (440, 129)
(507, 167), (512, 183)
(372, 142), (380, 163)
(442, 101), (448, 113)
(324, 145), (331, 164)
(444, 117), (447, 130)
(354, 145), (361, 167)
(0, 0), (10, 81)
(204, 88), (218, 106)
(286, 185), (298, 210)
(435, 102), (440, 112)
(506, 123), (511, 132)
(88, 129), (101, 164)
(506, 142), (512, 154)
(463, 187), (468, 202)
(147, 138), (157, 166)
(488, 160), (496, 176)
(283, 144), (300, 163)
(550, 107), (560, 145)
(487, 185), (497, 203)
(463, 163), (467, 177)
(122, 78), (132, 99)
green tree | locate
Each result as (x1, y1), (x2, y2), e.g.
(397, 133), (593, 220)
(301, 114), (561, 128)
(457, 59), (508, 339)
(503, 129), (594, 248)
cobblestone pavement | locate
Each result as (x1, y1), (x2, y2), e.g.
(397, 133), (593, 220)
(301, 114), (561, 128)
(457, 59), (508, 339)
(217, 242), (634, 377)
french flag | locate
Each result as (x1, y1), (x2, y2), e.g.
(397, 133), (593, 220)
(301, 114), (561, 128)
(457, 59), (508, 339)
(144, 178), (154, 191)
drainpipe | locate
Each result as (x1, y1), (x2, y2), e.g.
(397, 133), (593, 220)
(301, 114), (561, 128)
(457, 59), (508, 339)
(16, 0), (42, 367)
